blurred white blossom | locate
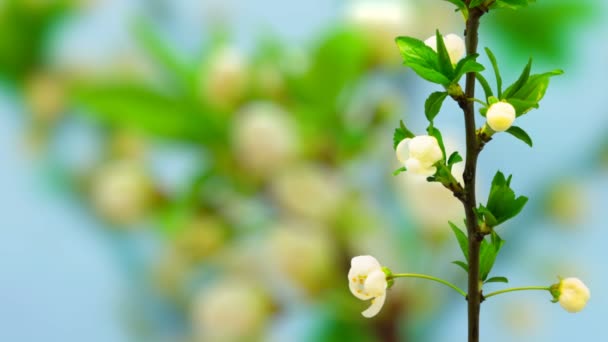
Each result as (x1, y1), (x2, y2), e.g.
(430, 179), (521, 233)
(203, 47), (248, 109)
(233, 101), (297, 175)
(90, 160), (152, 224)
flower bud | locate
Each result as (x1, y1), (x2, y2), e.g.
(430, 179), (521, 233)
(202, 47), (248, 109)
(396, 135), (443, 176)
(424, 33), (465, 64)
(486, 101), (516, 132)
(552, 277), (590, 313)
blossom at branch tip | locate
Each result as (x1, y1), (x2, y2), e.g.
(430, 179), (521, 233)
(348, 255), (388, 318)
(553, 277), (590, 313)
(486, 101), (516, 132)
(396, 135), (443, 176)
(424, 33), (465, 65)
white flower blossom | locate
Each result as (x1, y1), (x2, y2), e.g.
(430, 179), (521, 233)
(424, 33), (465, 64)
(396, 135), (443, 176)
(203, 47), (248, 109)
(348, 255), (388, 318)
(556, 277), (590, 313)
(486, 101), (516, 132)
(233, 102), (296, 175)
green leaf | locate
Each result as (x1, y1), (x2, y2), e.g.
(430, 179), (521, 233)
(425, 92), (449, 123)
(485, 171), (529, 226)
(506, 126), (533, 147)
(395, 36), (451, 85)
(479, 232), (505, 281)
(506, 70), (563, 116)
(469, 0), (486, 9)
(485, 48), (503, 98)
(447, 151), (463, 168)
(477, 205), (498, 227)
(452, 260), (469, 273)
(427, 126), (447, 161)
(393, 166), (407, 176)
(435, 31), (455, 79)
(393, 120), (415, 149)
(502, 58), (533, 99)
(453, 54), (485, 82)
(449, 222), (469, 262)
(485, 276), (509, 284)
(492, 0), (534, 10)
(476, 73), (494, 100)
(442, 0), (469, 20)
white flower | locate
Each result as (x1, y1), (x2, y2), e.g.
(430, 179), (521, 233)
(233, 102), (296, 175)
(90, 160), (152, 224)
(203, 47), (248, 109)
(346, 0), (414, 64)
(348, 255), (388, 318)
(424, 33), (466, 64)
(486, 101), (516, 132)
(396, 135), (443, 176)
(555, 277), (590, 313)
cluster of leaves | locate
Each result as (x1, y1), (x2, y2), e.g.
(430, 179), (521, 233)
(444, 0), (535, 20)
(477, 48), (563, 146)
(395, 31), (484, 88)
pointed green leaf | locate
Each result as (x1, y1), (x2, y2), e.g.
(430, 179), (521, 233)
(485, 171), (529, 226)
(453, 54), (485, 82)
(485, 48), (503, 98)
(449, 222), (469, 262)
(502, 58), (533, 99)
(476, 73), (494, 100)
(425, 92), (449, 123)
(427, 126), (447, 161)
(393, 120), (415, 149)
(507, 70), (563, 115)
(447, 151), (463, 168)
(452, 260), (469, 273)
(485, 276), (509, 284)
(470, 0), (486, 8)
(506, 126), (533, 147)
(393, 166), (407, 176)
(395, 36), (451, 85)
(442, 0), (469, 20)
(435, 31), (455, 79)
(479, 232), (505, 281)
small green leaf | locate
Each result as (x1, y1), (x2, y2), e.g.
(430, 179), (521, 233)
(479, 232), (505, 281)
(506, 126), (533, 147)
(425, 92), (449, 123)
(492, 0), (534, 10)
(395, 36), (451, 85)
(449, 222), (469, 262)
(476, 73), (494, 100)
(447, 151), (463, 168)
(442, 0), (469, 20)
(469, 0), (486, 9)
(506, 70), (563, 116)
(502, 58), (533, 99)
(485, 48), (503, 98)
(393, 120), (415, 149)
(452, 260), (469, 273)
(427, 126), (447, 161)
(485, 171), (529, 226)
(485, 276), (509, 284)
(393, 166), (407, 176)
(435, 31), (455, 79)
(453, 54), (485, 82)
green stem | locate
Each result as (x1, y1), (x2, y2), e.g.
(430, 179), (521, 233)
(392, 273), (467, 298)
(484, 286), (550, 299)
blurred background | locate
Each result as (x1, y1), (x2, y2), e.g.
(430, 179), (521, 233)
(0, 0), (606, 341)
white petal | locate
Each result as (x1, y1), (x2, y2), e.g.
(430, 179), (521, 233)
(487, 102), (516, 132)
(444, 34), (465, 63)
(349, 255), (381, 277)
(349, 281), (374, 300)
(395, 138), (411, 164)
(362, 294), (386, 318)
(364, 269), (387, 296)
(424, 35), (438, 52)
(559, 278), (590, 313)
